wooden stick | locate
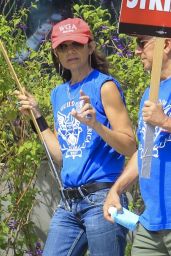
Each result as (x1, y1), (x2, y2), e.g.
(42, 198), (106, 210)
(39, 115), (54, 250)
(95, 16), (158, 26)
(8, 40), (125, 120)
(149, 38), (165, 102)
(141, 37), (165, 178)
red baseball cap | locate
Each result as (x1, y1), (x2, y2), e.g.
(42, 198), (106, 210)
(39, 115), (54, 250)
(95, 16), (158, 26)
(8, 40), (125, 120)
(51, 18), (93, 49)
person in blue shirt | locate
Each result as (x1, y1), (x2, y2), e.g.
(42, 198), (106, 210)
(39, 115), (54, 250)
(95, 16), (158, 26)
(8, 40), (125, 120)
(15, 17), (136, 256)
(104, 36), (171, 256)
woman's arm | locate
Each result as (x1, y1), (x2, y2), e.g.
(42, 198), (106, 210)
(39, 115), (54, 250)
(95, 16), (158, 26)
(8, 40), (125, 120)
(96, 81), (136, 156)
(40, 127), (62, 166)
(71, 81), (136, 157)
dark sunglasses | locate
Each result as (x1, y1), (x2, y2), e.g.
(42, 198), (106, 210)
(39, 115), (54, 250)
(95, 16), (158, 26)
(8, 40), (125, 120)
(136, 38), (150, 49)
(57, 42), (85, 52)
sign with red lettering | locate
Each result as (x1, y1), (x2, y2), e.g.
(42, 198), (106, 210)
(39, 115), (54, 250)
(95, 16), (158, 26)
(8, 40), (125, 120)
(119, 0), (171, 36)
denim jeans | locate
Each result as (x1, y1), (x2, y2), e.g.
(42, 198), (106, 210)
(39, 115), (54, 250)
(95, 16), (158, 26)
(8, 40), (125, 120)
(43, 188), (128, 256)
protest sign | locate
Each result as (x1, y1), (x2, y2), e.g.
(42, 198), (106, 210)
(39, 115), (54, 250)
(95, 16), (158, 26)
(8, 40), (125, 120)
(118, 0), (171, 177)
(119, 0), (171, 37)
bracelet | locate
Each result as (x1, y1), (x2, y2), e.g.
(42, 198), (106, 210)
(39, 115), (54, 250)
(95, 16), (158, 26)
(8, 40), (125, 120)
(30, 116), (49, 133)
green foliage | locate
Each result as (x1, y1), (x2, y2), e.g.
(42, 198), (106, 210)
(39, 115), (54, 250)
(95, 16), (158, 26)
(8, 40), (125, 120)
(0, 1), (150, 255)
(0, 9), (60, 255)
(73, 4), (115, 46)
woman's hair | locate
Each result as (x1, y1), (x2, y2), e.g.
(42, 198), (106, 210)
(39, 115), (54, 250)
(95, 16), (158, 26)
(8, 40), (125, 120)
(51, 43), (109, 82)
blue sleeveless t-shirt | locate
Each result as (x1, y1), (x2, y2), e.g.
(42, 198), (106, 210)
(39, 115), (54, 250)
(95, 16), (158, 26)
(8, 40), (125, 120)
(51, 69), (125, 187)
(137, 77), (171, 231)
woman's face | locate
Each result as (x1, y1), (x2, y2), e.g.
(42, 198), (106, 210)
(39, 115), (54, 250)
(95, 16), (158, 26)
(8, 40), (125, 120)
(54, 41), (92, 72)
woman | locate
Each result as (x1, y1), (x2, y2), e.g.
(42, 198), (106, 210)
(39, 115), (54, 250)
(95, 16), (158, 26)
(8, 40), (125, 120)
(15, 18), (136, 256)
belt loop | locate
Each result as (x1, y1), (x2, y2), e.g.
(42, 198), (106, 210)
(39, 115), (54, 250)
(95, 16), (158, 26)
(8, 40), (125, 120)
(78, 186), (86, 198)
(79, 185), (95, 205)
(65, 189), (70, 200)
(63, 188), (71, 200)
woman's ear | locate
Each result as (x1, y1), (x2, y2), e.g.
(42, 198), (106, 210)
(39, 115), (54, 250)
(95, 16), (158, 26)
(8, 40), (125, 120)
(88, 41), (96, 54)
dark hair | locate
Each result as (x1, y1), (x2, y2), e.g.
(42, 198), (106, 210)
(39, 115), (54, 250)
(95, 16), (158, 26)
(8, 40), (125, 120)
(51, 44), (109, 82)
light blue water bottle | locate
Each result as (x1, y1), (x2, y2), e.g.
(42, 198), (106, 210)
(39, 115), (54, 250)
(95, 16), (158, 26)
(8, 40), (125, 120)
(108, 207), (139, 231)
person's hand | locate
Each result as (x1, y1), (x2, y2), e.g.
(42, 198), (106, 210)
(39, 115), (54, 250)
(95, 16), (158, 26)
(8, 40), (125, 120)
(103, 187), (122, 223)
(142, 100), (167, 127)
(14, 88), (41, 118)
(71, 90), (97, 128)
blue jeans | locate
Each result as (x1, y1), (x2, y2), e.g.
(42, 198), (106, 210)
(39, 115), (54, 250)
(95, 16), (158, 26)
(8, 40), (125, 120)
(43, 188), (128, 256)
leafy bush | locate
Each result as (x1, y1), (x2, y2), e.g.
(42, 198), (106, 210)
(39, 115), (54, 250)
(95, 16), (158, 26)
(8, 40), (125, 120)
(0, 8), (59, 255)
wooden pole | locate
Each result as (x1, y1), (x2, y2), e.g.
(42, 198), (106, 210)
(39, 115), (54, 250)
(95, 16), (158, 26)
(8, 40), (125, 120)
(141, 37), (165, 178)
(149, 38), (165, 101)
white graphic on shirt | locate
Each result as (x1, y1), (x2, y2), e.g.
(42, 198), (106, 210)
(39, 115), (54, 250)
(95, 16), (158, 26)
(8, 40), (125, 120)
(139, 100), (171, 159)
(57, 110), (92, 159)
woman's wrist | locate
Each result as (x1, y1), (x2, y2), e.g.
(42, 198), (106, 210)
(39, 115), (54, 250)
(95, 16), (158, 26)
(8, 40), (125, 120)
(30, 116), (49, 133)
(32, 108), (42, 119)
(92, 120), (101, 130)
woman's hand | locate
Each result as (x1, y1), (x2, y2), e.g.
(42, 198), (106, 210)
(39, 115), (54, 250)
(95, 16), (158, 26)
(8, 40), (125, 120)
(14, 88), (41, 118)
(71, 90), (98, 128)
(103, 187), (122, 223)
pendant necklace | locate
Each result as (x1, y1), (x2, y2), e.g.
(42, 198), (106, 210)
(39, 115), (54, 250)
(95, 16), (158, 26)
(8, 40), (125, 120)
(66, 70), (93, 101)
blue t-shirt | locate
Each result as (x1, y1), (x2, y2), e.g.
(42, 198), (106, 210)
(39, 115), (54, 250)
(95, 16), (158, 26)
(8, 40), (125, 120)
(51, 69), (125, 187)
(137, 77), (171, 231)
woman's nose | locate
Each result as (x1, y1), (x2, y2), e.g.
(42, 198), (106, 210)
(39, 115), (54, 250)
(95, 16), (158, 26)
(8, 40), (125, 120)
(65, 44), (76, 53)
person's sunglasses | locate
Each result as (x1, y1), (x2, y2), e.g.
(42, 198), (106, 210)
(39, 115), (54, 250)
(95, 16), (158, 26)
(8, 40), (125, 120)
(57, 42), (85, 52)
(136, 38), (154, 49)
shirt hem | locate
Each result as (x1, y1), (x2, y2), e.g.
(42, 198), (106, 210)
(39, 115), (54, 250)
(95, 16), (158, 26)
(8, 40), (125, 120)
(139, 216), (171, 231)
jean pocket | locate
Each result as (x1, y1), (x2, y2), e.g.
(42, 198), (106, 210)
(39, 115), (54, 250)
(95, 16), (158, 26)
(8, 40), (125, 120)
(86, 188), (109, 206)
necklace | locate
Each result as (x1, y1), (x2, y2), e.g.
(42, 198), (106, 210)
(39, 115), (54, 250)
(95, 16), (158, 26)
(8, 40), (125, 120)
(66, 70), (93, 101)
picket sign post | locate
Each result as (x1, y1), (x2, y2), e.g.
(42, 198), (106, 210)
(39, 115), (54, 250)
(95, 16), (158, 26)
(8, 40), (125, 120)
(140, 38), (164, 177)
(118, 0), (171, 177)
